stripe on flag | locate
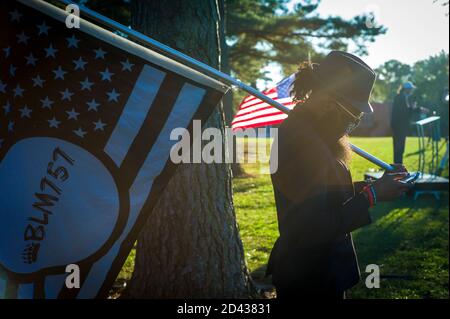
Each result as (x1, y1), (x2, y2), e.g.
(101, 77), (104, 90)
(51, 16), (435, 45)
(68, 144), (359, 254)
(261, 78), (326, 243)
(231, 74), (296, 131)
(104, 65), (166, 166)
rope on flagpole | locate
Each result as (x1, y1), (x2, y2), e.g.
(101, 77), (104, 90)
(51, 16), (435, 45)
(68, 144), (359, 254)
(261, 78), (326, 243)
(54, 0), (394, 171)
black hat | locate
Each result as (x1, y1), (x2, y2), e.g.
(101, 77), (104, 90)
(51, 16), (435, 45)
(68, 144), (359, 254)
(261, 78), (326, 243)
(314, 51), (376, 114)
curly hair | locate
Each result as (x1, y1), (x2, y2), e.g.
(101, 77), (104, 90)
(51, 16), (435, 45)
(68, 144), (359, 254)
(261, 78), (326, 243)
(290, 61), (320, 104)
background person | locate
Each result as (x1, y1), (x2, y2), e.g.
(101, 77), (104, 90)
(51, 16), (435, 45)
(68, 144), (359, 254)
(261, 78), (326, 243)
(438, 88), (449, 176)
(391, 82), (418, 164)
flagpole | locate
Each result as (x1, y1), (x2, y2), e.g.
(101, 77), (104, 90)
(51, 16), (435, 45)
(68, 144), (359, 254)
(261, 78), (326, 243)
(54, 0), (394, 171)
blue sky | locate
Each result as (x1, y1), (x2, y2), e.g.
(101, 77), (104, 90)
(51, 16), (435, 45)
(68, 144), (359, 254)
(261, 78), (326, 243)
(259, 0), (449, 89)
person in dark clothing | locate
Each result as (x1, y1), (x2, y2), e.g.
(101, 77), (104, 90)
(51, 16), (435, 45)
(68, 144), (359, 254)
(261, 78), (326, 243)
(391, 82), (417, 164)
(437, 89), (449, 176)
(267, 51), (413, 299)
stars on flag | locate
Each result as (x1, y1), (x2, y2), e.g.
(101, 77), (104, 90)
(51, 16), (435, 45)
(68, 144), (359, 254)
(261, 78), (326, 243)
(121, 59), (134, 72)
(53, 66), (67, 80)
(45, 44), (58, 58)
(73, 127), (87, 138)
(3, 47), (11, 58)
(41, 96), (54, 109)
(66, 34), (80, 48)
(80, 77), (94, 91)
(9, 9), (23, 22)
(25, 53), (38, 66)
(17, 31), (30, 45)
(19, 105), (32, 118)
(37, 21), (51, 36)
(87, 99), (100, 112)
(100, 68), (114, 82)
(93, 119), (106, 131)
(48, 117), (61, 128)
(8, 121), (14, 132)
(107, 89), (120, 102)
(94, 47), (107, 59)
(13, 85), (25, 98)
(0, 11), (142, 150)
(9, 65), (17, 77)
(66, 108), (80, 120)
(32, 75), (46, 88)
(60, 89), (74, 101)
(3, 101), (11, 115)
(73, 57), (88, 70)
(0, 81), (6, 93)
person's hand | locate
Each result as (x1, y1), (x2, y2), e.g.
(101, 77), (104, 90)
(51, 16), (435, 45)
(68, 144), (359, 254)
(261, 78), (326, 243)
(383, 163), (408, 176)
(373, 164), (413, 202)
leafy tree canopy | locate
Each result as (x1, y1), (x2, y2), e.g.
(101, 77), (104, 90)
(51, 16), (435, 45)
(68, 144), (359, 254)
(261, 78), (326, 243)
(227, 0), (386, 83)
(74, 0), (386, 86)
(373, 51), (449, 110)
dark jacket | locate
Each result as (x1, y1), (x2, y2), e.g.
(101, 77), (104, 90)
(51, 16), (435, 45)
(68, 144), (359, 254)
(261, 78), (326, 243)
(391, 92), (415, 134)
(267, 107), (371, 294)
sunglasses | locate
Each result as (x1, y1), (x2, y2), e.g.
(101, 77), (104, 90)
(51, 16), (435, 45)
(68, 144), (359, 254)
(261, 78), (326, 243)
(333, 101), (364, 134)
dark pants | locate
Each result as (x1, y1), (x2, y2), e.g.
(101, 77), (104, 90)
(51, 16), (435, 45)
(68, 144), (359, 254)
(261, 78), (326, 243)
(393, 130), (407, 164)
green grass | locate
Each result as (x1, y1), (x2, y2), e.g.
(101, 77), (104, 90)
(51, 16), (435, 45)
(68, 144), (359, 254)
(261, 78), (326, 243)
(234, 137), (449, 299)
(116, 137), (449, 299)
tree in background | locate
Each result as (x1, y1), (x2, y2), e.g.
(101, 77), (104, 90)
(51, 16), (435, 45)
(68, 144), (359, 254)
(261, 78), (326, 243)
(372, 52), (449, 110)
(412, 51), (449, 110)
(372, 60), (412, 103)
(121, 0), (255, 298)
(227, 0), (385, 84)
(226, 0), (386, 117)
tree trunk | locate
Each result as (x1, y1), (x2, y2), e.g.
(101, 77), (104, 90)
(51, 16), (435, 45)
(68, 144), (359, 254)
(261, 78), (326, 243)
(125, 0), (255, 298)
(219, 0), (246, 178)
(219, 0), (234, 127)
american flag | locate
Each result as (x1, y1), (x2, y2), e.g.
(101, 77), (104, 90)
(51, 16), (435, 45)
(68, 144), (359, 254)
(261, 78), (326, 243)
(0, 0), (227, 299)
(231, 74), (296, 131)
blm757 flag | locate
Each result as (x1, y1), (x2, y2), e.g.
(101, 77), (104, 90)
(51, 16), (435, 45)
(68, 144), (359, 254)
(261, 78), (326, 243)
(0, 0), (228, 298)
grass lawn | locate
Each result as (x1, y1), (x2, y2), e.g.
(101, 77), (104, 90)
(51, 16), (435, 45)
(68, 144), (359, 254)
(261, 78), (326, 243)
(116, 137), (449, 299)
(234, 136), (449, 299)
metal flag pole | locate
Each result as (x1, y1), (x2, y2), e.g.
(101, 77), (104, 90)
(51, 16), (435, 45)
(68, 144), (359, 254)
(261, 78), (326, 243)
(55, 0), (394, 171)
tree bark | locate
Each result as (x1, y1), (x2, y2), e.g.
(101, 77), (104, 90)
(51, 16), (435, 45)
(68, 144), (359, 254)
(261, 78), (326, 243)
(219, 0), (234, 127)
(219, 0), (246, 178)
(125, 0), (255, 298)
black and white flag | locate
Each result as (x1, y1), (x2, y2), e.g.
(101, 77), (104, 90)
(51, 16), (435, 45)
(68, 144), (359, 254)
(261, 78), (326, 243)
(0, 0), (228, 298)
